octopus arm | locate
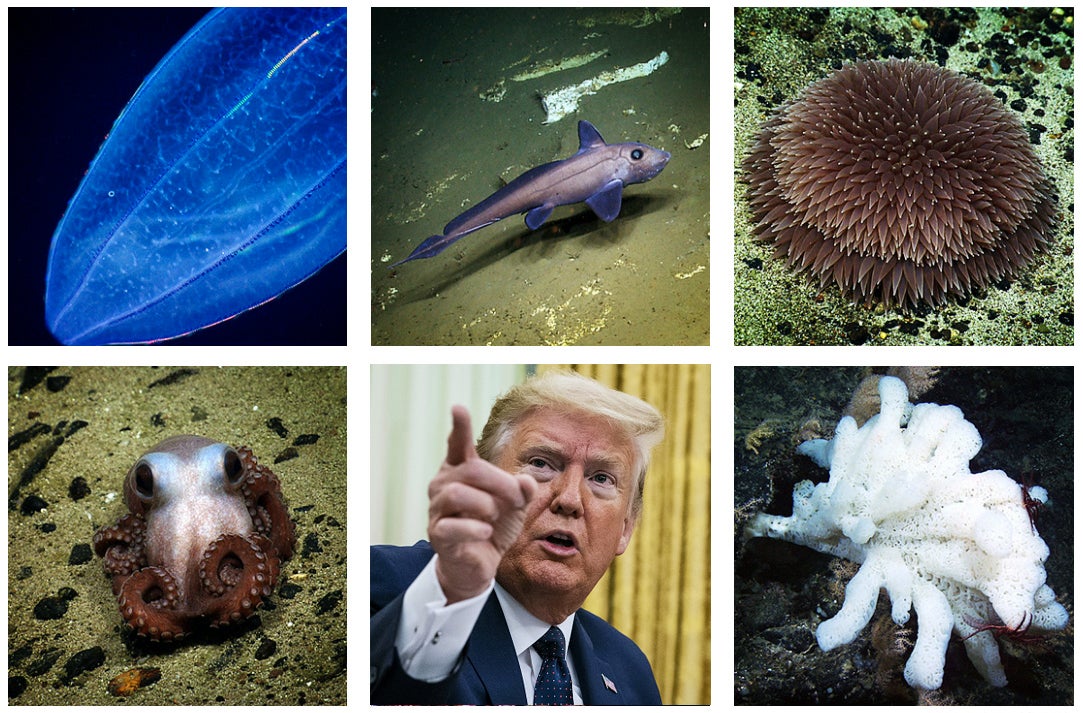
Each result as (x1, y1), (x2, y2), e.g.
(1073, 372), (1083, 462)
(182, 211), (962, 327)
(238, 446), (296, 559)
(199, 533), (282, 627)
(117, 566), (188, 641)
(93, 513), (148, 588)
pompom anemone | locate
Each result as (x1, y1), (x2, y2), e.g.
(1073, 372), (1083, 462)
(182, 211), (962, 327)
(743, 58), (1058, 308)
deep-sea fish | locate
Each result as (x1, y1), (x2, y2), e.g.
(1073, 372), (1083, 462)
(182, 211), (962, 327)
(392, 120), (670, 267)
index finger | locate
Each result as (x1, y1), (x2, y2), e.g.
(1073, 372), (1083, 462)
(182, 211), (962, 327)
(445, 404), (478, 466)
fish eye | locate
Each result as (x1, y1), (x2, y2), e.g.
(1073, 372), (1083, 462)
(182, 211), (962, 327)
(631, 149), (643, 160)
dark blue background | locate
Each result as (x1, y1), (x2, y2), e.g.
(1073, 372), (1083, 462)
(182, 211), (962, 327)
(9, 8), (347, 346)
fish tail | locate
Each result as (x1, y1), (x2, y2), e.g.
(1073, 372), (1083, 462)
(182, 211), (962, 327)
(389, 233), (460, 268)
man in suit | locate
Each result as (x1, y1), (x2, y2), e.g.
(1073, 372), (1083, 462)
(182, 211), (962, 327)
(371, 371), (664, 705)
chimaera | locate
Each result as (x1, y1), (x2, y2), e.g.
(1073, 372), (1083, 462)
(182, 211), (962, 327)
(391, 120), (671, 267)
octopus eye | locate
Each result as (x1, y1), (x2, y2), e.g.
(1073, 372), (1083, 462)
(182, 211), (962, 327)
(223, 448), (245, 486)
(134, 462), (155, 499)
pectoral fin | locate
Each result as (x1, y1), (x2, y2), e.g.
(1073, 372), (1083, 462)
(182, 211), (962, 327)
(525, 205), (555, 230)
(585, 180), (624, 222)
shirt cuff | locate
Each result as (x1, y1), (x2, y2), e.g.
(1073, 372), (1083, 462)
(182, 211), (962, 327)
(395, 554), (493, 682)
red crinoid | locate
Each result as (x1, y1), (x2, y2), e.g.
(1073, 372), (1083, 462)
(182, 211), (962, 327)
(1019, 472), (1045, 534)
(962, 612), (1049, 649)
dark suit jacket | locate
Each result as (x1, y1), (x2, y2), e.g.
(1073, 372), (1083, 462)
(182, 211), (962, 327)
(371, 542), (662, 705)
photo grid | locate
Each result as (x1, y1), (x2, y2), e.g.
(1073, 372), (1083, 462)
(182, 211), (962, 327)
(4, 4), (1077, 709)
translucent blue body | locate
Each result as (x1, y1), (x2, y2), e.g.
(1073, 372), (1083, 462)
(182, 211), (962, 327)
(44, 8), (346, 345)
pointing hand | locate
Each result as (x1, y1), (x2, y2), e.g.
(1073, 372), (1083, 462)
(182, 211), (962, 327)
(428, 405), (537, 603)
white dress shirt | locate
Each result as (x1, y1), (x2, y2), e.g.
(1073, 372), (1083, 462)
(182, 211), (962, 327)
(395, 556), (492, 681)
(494, 582), (582, 704)
(395, 554), (583, 704)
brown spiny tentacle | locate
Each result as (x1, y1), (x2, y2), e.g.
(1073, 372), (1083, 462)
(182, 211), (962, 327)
(116, 566), (187, 641)
(198, 533), (281, 628)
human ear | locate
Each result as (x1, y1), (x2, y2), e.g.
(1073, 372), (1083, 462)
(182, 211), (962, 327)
(614, 513), (637, 556)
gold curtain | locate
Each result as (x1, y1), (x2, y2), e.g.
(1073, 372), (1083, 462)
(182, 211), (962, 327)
(538, 364), (711, 704)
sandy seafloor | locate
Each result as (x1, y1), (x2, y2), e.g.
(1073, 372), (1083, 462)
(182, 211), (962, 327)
(7, 367), (346, 704)
(734, 367), (1073, 704)
(735, 7), (1074, 345)
(371, 8), (709, 345)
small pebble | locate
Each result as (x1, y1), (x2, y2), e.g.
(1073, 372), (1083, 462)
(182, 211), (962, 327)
(68, 543), (92, 566)
(107, 667), (161, 697)
(254, 638), (278, 660)
(61, 647), (105, 685)
(316, 590), (343, 615)
(33, 587), (78, 620)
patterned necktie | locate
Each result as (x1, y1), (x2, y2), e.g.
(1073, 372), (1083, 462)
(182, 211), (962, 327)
(533, 626), (573, 705)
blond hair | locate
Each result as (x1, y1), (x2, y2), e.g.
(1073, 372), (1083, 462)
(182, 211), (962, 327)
(477, 371), (664, 518)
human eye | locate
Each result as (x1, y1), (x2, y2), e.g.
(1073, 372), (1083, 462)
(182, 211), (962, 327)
(521, 453), (558, 478)
(589, 472), (615, 487)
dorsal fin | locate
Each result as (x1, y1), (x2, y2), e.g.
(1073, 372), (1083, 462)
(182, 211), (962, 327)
(577, 120), (606, 151)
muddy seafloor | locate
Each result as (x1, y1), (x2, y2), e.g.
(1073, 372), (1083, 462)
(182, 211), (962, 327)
(735, 367), (1073, 705)
(8, 366), (347, 704)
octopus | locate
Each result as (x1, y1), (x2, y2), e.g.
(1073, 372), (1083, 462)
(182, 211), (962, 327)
(93, 436), (295, 641)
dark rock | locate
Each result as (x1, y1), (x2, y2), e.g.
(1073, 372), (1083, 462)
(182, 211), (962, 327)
(266, 417), (289, 438)
(60, 647), (106, 685)
(302, 532), (323, 556)
(33, 587), (78, 620)
(8, 423), (52, 451)
(17, 367), (56, 395)
(254, 637), (278, 660)
(45, 376), (71, 392)
(274, 447), (299, 464)
(68, 543), (92, 565)
(68, 476), (90, 500)
(8, 676), (28, 698)
(147, 368), (199, 388)
(20, 495), (48, 515)
(316, 590), (342, 615)
(26, 648), (63, 676)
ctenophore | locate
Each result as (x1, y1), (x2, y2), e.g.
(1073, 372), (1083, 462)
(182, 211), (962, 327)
(44, 7), (347, 345)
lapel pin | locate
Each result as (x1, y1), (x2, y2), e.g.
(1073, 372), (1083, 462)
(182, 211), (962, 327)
(602, 673), (618, 694)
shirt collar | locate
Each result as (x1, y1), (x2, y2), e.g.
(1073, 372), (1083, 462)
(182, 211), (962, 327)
(493, 582), (576, 658)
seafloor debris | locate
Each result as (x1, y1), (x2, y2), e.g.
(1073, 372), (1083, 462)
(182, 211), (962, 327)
(540, 51), (669, 123)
